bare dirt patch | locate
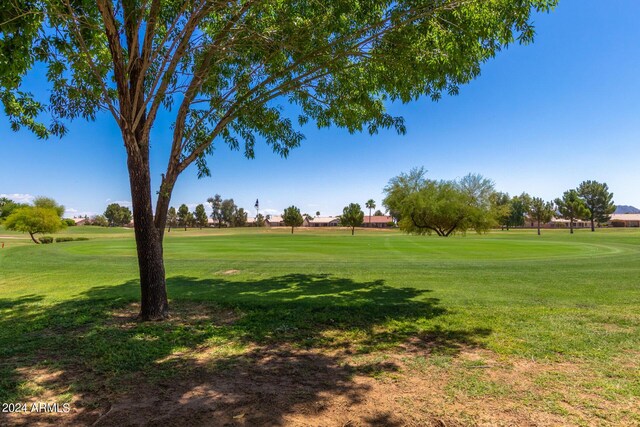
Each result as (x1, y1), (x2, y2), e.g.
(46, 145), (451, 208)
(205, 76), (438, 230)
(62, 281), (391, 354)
(3, 303), (638, 427)
(219, 269), (240, 275)
(8, 345), (634, 427)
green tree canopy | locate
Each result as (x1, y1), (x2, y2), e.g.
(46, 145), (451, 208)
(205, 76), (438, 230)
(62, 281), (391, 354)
(490, 191), (511, 230)
(0, 197), (26, 222)
(529, 197), (554, 235)
(4, 206), (66, 243)
(555, 190), (590, 234)
(207, 195), (223, 228)
(177, 204), (190, 230)
(234, 207), (248, 227)
(340, 203), (365, 235)
(283, 205), (303, 234)
(33, 196), (65, 218)
(193, 203), (209, 228)
(185, 211), (196, 228)
(383, 168), (497, 237)
(0, 0), (557, 319)
(382, 166), (427, 223)
(220, 199), (237, 227)
(507, 193), (532, 229)
(194, 204), (208, 229)
(577, 180), (615, 231)
(104, 203), (132, 227)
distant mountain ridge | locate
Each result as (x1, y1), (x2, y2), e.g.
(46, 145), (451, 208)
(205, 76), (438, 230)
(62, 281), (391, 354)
(614, 205), (640, 214)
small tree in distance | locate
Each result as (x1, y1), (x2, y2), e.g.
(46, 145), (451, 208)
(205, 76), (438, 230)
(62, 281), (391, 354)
(5, 206), (66, 243)
(220, 199), (237, 227)
(177, 204), (190, 231)
(341, 203), (365, 235)
(490, 191), (511, 230)
(577, 180), (615, 231)
(207, 195), (224, 229)
(384, 168), (496, 237)
(186, 212), (196, 228)
(283, 206), (304, 234)
(234, 207), (248, 227)
(507, 193), (531, 229)
(194, 204), (208, 229)
(555, 190), (590, 234)
(104, 203), (132, 227)
(529, 197), (554, 236)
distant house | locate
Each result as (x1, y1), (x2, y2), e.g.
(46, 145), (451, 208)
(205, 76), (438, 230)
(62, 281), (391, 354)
(548, 217), (590, 229)
(245, 217), (257, 226)
(362, 215), (394, 228)
(525, 216), (591, 229)
(207, 218), (223, 227)
(73, 217), (87, 226)
(609, 214), (640, 227)
(266, 215), (284, 227)
(303, 216), (340, 227)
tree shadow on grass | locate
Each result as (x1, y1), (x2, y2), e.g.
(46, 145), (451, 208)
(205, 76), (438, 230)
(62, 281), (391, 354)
(0, 294), (44, 309)
(0, 274), (491, 426)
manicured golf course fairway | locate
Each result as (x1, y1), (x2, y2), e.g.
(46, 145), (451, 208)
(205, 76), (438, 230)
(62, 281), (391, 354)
(1, 226), (639, 425)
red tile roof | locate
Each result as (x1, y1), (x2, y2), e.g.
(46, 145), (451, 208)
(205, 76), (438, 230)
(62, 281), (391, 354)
(364, 216), (393, 223)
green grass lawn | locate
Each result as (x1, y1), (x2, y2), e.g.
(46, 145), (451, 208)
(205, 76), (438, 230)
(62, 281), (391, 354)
(0, 226), (638, 425)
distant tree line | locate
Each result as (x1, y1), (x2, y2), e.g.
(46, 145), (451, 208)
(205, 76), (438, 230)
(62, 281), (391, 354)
(1, 174), (615, 241)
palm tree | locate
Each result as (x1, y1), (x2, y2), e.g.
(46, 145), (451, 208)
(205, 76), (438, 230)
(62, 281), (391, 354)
(365, 199), (376, 224)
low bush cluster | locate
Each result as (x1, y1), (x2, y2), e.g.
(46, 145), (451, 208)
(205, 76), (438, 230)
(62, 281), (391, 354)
(55, 237), (90, 243)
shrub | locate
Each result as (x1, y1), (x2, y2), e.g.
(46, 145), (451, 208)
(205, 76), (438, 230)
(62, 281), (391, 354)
(55, 237), (90, 243)
(64, 219), (76, 226)
(39, 237), (54, 244)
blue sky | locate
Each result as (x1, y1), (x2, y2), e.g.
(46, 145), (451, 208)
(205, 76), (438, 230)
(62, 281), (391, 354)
(2, 0), (639, 218)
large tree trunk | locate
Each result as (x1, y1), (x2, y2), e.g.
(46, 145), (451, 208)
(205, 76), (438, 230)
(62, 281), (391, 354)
(590, 218), (595, 232)
(28, 232), (39, 244)
(127, 144), (169, 321)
